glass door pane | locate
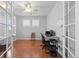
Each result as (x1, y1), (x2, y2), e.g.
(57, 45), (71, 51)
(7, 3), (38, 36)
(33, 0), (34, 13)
(69, 7), (75, 24)
(69, 39), (75, 55)
(69, 25), (75, 39)
(69, 1), (75, 9)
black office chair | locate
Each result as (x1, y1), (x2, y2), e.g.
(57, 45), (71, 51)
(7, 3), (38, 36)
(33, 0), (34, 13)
(49, 39), (58, 57)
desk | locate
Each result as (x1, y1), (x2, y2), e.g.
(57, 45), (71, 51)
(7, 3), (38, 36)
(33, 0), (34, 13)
(45, 35), (59, 41)
(44, 35), (50, 41)
(44, 35), (59, 46)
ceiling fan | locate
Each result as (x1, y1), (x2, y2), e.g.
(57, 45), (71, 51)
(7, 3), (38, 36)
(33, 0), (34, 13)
(13, 1), (39, 15)
(24, 2), (38, 15)
(25, 2), (32, 13)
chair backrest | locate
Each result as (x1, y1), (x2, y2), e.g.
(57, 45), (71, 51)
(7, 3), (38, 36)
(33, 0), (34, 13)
(50, 30), (56, 36)
(40, 33), (46, 43)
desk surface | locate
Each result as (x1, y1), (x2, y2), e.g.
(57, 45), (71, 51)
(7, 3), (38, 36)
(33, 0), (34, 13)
(44, 35), (59, 41)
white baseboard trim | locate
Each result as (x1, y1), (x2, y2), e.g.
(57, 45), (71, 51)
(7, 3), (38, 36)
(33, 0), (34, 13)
(15, 38), (41, 40)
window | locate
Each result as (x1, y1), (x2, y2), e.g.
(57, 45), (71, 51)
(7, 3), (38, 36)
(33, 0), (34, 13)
(23, 20), (30, 27)
(32, 19), (39, 27)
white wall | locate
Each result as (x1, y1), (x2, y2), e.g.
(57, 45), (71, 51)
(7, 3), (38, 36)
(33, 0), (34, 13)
(75, 1), (79, 58)
(47, 1), (63, 37)
(47, 1), (63, 55)
(16, 16), (47, 40)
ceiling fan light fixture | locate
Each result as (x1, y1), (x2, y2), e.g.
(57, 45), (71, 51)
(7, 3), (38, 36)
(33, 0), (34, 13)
(25, 3), (32, 12)
(25, 2), (32, 13)
(25, 8), (32, 12)
(27, 4), (31, 8)
(26, 9), (32, 12)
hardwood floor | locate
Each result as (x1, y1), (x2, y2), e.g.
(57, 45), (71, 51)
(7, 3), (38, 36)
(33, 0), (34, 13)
(13, 40), (62, 58)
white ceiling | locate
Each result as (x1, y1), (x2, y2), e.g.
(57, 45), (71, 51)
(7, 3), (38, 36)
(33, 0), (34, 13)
(12, 1), (56, 16)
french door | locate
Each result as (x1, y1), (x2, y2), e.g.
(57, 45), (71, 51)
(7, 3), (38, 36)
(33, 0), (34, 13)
(63, 1), (75, 58)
